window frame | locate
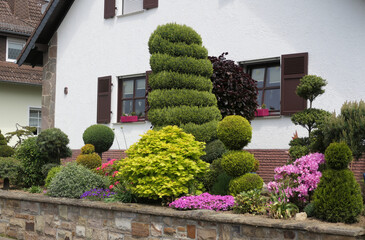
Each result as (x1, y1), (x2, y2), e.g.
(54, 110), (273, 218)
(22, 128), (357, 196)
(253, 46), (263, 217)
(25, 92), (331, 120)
(117, 73), (147, 122)
(6, 38), (26, 63)
(28, 107), (42, 135)
(116, 0), (144, 16)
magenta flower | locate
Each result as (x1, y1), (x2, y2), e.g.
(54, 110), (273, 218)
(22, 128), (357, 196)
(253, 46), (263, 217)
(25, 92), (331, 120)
(169, 193), (234, 211)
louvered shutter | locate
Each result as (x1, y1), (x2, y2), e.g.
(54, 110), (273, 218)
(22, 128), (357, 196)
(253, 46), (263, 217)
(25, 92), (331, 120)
(281, 53), (308, 115)
(104, 0), (115, 19)
(143, 0), (158, 9)
(97, 76), (112, 123)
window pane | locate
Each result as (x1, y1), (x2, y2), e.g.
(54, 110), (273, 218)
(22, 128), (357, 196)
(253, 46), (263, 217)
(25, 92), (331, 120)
(266, 66), (280, 87)
(123, 0), (143, 14)
(135, 99), (145, 117)
(122, 100), (133, 115)
(251, 68), (265, 88)
(122, 80), (134, 98)
(264, 89), (280, 111)
(29, 110), (39, 118)
(135, 79), (146, 98)
(257, 90), (263, 107)
(29, 118), (38, 126)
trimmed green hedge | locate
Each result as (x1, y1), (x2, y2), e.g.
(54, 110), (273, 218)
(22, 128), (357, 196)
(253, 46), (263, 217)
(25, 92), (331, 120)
(148, 89), (217, 109)
(150, 53), (213, 78)
(149, 34), (207, 59)
(149, 71), (212, 92)
(180, 120), (218, 143)
(148, 23), (202, 46)
(148, 106), (221, 126)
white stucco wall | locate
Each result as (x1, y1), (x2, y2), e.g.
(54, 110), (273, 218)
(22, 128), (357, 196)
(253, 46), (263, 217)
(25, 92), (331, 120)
(0, 82), (42, 146)
(54, 0), (365, 150)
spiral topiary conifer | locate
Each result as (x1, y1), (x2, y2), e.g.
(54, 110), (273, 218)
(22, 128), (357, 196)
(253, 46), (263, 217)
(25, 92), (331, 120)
(148, 23), (222, 142)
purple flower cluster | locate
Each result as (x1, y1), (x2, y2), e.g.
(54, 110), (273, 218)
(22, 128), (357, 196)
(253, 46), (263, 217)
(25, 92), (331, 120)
(169, 193), (234, 211)
(80, 188), (116, 201)
(267, 153), (325, 202)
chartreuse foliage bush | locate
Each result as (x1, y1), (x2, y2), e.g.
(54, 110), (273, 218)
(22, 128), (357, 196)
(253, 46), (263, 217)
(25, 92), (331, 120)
(44, 165), (62, 188)
(76, 144), (102, 170)
(0, 157), (21, 185)
(209, 53), (258, 120)
(83, 125), (114, 155)
(314, 142), (363, 223)
(0, 130), (14, 157)
(201, 139), (227, 163)
(148, 23), (221, 142)
(47, 163), (108, 198)
(117, 126), (208, 200)
(217, 115), (252, 150)
(221, 151), (255, 177)
(228, 173), (263, 196)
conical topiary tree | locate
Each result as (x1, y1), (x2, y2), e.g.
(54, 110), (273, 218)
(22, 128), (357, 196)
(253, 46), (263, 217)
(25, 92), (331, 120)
(147, 23), (222, 143)
(0, 130), (15, 157)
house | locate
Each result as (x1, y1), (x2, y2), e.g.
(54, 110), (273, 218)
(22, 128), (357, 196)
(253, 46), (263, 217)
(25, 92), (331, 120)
(18, 0), (365, 181)
(0, 0), (46, 145)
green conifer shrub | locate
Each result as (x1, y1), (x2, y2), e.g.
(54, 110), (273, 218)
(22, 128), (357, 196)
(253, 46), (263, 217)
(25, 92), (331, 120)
(217, 115), (252, 150)
(221, 151), (255, 177)
(200, 139), (227, 163)
(148, 23), (221, 141)
(228, 173), (263, 196)
(76, 144), (102, 170)
(0, 130), (14, 157)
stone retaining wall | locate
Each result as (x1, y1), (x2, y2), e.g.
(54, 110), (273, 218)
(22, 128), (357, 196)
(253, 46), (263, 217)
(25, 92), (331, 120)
(0, 191), (364, 240)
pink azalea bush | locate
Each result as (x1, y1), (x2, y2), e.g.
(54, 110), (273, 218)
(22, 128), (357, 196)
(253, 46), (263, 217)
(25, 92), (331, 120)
(96, 158), (120, 188)
(169, 193), (234, 211)
(267, 153), (325, 203)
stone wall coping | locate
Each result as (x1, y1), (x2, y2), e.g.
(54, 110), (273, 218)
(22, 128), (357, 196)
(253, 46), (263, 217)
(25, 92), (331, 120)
(0, 190), (364, 237)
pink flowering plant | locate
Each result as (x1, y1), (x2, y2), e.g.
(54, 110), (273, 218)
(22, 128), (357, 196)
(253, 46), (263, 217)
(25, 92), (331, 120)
(267, 153), (325, 207)
(95, 158), (120, 184)
(169, 193), (234, 211)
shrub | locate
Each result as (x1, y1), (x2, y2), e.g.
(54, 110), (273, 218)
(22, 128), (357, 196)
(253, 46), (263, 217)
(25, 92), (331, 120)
(202, 158), (223, 192)
(44, 166), (62, 188)
(291, 108), (331, 137)
(201, 140), (227, 163)
(221, 151), (255, 177)
(36, 128), (72, 164)
(268, 186), (299, 219)
(41, 163), (60, 178)
(211, 172), (232, 195)
(15, 137), (45, 187)
(180, 121), (218, 143)
(209, 53), (258, 120)
(47, 163), (108, 198)
(81, 144), (95, 154)
(0, 130), (14, 157)
(324, 142), (352, 170)
(233, 189), (266, 214)
(76, 153), (102, 170)
(148, 106), (221, 126)
(117, 126), (208, 200)
(228, 173), (263, 196)
(169, 193), (234, 211)
(148, 71), (212, 92)
(296, 75), (327, 108)
(313, 169), (363, 223)
(83, 125), (115, 155)
(150, 53), (213, 78)
(0, 157), (21, 185)
(217, 115), (252, 150)
(148, 89), (217, 109)
(252, 158), (260, 172)
(304, 202), (315, 217)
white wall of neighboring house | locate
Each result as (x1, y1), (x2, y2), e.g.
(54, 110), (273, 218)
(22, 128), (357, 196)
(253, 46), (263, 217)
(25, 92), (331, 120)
(0, 82), (42, 146)
(54, 0), (365, 150)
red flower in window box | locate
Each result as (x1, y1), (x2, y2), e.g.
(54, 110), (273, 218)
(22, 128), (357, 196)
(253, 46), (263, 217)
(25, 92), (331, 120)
(120, 116), (138, 122)
(255, 109), (269, 117)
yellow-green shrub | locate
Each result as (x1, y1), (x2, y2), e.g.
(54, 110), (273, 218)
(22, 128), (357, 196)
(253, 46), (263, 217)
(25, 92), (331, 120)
(76, 144), (102, 170)
(117, 126), (208, 200)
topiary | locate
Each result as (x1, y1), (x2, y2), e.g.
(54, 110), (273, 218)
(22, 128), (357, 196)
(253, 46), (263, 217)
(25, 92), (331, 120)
(217, 115), (252, 150)
(296, 75), (327, 109)
(0, 157), (21, 188)
(81, 144), (95, 154)
(117, 126), (208, 200)
(36, 128), (72, 164)
(47, 163), (108, 198)
(209, 52), (258, 120)
(148, 23), (221, 142)
(76, 153), (102, 170)
(44, 165), (62, 188)
(83, 125), (114, 155)
(221, 151), (255, 177)
(228, 173), (264, 196)
(201, 139), (227, 163)
(324, 142), (352, 170)
(0, 130), (14, 157)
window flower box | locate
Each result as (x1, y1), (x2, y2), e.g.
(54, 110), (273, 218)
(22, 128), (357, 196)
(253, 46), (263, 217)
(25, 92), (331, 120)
(255, 109), (269, 117)
(120, 116), (138, 122)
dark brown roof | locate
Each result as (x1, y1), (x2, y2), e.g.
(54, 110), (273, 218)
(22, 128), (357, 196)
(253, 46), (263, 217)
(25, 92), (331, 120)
(0, 61), (42, 85)
(0, 0), (46, 35)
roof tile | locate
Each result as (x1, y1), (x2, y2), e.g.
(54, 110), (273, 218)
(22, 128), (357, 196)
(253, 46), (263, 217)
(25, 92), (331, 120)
(0, 61), (42, 85)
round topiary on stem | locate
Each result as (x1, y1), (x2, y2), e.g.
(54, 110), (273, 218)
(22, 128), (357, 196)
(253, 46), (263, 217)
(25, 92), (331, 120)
(221, 151), (255, 177)
(83, 125), (114, 156)
(217, 115), (252, 150)
(228, 173), (263, 196)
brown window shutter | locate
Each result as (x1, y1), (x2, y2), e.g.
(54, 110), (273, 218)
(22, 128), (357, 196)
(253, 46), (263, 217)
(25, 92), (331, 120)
(281, 52), (308, 116)
(0, 36), (6, 61)
(104, 0), (115, 19)
(143, 0), (158, 9)
(97, 76), (112, 123)
(145, 70), (152, 119)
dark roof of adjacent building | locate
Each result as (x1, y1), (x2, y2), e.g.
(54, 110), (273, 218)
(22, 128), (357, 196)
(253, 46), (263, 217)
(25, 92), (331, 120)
(0, 61), (42, 85)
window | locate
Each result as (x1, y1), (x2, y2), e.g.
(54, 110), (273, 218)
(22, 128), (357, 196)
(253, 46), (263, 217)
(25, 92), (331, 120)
(117, 0), (143, 15)
(29, 108), (41, 135)
(104, 0), (158, 19)
(6, 38), (25, 62)
(118, 74), (147, 121)
(248, 63), (281, 114)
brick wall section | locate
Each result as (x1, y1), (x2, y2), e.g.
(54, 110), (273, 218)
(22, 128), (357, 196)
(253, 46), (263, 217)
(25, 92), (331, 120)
(62, 149), (127, 164)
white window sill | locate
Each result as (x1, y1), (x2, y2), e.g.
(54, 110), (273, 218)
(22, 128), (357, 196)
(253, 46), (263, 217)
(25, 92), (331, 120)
(113, 120), (147, 125)
(116, 9), (145, 18)
(254, 115), (282, 120)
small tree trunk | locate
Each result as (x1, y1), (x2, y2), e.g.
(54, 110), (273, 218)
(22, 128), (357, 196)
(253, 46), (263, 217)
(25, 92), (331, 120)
(3, 178), (10, 190)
